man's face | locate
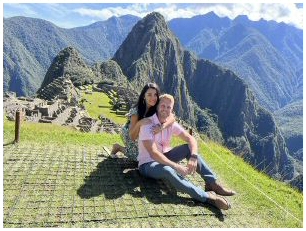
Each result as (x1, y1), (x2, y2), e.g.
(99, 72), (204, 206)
(157, 98), (173, 120)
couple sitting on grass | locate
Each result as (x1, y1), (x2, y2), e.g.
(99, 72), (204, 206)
(103, 83), (235, 210)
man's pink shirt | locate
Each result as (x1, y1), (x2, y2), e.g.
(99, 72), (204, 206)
(137, 113), (184, 166)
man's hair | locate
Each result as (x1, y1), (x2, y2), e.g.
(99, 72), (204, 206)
(159, 94), (174, 104)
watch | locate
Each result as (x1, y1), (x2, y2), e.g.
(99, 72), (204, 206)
(190, 154), (198, 159)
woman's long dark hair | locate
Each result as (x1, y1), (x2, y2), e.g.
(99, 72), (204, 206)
(136, 83), (160, 120)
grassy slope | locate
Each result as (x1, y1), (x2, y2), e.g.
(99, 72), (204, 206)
(3, 91), (303, 227)
(81, 91), (126, 125)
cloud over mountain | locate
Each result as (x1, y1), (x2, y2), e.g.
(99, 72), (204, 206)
(4, 3), (303, 29)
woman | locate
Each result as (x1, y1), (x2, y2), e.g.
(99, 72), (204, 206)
(104, 82), (175, 161)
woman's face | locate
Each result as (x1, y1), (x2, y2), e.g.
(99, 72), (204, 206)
(144, 88), (158, 108)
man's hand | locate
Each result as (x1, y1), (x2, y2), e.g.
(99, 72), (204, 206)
(187, 156), (197, 175)
(174, 164), (189, 177)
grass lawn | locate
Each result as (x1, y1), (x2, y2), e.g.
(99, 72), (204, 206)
(3, 118), (303, 228)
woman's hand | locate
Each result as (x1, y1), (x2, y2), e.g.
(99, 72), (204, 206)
(168, 112), (176, 124)
(152, 113), (176, 135)
(151, 124), (163, 135)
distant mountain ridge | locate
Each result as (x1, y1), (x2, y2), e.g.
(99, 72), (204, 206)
(3, 15), (140, 96)
(169, 12), (302, 112)
(168, 13), (303, 166)
(4, 13), (302, 110)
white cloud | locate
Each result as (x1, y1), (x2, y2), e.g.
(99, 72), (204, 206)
(72, 3), (303, 29)
(73, 5), (149, 21)
(3, 2), (303, 29)
(207, 3), (303, 29)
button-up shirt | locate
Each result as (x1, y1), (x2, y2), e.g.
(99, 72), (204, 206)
(138, 113), (184, 166)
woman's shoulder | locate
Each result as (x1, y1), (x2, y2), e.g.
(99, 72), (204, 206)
(127, 107), (138, 117)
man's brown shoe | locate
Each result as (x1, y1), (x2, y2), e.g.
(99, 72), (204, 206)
(206, 191), (231, 210)
(205, 182), (236, 196)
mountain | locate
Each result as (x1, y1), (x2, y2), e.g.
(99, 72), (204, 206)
(274, 100), (303, 161)
(4, 14), (302, 110)
(3, 15), (139, 96)
(169, 12), (303, 112)
(38, 46), (98, 91)
(112, 12), (294, 180)
(168, 13), (303, 173)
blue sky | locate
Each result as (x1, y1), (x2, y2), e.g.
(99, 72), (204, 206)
(2, 2), (304, 29)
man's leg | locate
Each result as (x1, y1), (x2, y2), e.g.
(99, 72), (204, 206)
(165, 144), (235, 195)
(139, 161), (231, 210)
(165, 144), (217, 183)
(139, 161), (209, 203)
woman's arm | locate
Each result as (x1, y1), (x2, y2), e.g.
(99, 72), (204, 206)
(152, 112), (176, 135)
(162, 112), (176, 129)
(129, 115), (151, 141)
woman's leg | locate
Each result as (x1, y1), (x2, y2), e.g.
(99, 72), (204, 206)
(110, 143), (125, 157)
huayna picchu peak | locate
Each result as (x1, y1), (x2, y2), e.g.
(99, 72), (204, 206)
(113, 11), (295, 181)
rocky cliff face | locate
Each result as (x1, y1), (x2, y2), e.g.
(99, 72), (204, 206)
(113, 12), (294, 180)
(184, 58), (294, 178)
(92, 60), (128, 84)
(113, 12), (196, 124)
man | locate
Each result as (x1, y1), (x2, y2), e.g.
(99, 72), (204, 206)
(137, 94), (235, 210)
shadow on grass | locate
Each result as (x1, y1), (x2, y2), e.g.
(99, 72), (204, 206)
(77, 157), (224, 220)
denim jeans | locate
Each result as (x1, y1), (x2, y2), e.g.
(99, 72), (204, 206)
(138, 144), (217, 203)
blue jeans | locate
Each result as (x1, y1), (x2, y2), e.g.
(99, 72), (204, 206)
(138, 144), (217, 203)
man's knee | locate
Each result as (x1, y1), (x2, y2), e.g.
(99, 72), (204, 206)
(182, 144), (190, 153)
(161, 165), (176, 176)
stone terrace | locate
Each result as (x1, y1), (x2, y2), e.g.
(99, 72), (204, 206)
(3, 91), (121, 134)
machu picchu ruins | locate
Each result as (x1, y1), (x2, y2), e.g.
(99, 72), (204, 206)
(3, 80), (139, 135)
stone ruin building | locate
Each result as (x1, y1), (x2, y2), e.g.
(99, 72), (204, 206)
(3, 78), (122, 134)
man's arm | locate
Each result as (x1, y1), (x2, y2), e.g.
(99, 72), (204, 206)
(177, 130), (198, 175)
(177, 130), (198, 154)
(142, 140), (189, 176)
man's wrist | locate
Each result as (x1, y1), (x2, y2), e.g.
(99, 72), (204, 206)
(172, 162), (178, 169)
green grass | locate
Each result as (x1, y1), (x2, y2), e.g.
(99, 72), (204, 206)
(3, 118), (123, 147)
(3, 109), (303, 227)
(81, 91), (126, 125)
(199, 141), (303, 226)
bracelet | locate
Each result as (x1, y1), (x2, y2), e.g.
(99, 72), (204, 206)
(190, 154), (198, 159)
